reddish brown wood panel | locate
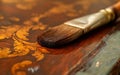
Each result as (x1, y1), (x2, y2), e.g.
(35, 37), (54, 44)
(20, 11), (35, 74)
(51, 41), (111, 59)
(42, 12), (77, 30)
(0, 0), (119, 75)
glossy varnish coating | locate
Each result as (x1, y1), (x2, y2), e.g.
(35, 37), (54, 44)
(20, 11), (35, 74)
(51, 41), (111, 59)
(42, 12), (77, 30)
(0, 0), (119, 75)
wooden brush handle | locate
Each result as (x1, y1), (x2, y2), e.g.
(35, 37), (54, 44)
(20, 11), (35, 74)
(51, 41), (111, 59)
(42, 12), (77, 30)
(112, 1), (120, 17)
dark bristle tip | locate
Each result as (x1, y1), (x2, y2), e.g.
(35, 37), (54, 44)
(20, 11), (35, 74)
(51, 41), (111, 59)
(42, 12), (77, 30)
(37, 24), (83, 48)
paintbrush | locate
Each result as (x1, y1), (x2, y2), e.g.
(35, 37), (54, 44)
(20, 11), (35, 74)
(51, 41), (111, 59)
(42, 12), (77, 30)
(37, 2), (120, 47)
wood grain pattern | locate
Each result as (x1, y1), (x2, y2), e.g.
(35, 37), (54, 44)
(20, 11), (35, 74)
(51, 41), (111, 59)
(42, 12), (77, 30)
(0, 0), (119, 75)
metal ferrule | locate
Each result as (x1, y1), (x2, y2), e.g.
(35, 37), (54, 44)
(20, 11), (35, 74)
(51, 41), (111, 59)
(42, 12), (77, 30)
(64, 8), (115, 33)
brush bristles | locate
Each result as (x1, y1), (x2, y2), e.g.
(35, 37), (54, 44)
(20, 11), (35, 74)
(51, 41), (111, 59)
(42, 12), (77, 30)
(37, 24), (83, 47)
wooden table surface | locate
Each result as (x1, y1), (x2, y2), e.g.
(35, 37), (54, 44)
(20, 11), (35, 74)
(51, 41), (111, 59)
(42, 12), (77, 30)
(0, 0), (120, 75)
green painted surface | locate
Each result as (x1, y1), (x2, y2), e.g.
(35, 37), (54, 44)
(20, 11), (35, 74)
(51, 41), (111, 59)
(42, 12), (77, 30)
(76, 30), (120, 75)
